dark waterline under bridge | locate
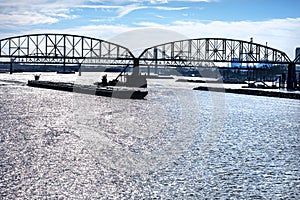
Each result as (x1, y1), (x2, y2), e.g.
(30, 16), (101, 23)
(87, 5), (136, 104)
(0, 33), (299, 88)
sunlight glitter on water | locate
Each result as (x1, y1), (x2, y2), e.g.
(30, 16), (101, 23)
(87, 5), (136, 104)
(0, 73), (299, 199)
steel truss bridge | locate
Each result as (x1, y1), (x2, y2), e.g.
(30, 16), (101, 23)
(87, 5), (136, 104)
(139, 38), (295, 66)
(0, 34), (134, 66)
(0, 33), (298, 66)
(0, 33), (299, 88)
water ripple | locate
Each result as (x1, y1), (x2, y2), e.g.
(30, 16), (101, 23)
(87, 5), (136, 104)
(0, 76), (299, 199)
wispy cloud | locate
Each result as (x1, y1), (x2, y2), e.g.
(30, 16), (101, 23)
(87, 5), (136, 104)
(89, 0), (215, 3)
(78, 4), (190, 18)
(0, 0), (83, 28)
(117, 4), (148, 18)
(0, 0), (200, 28)
(155, 6), (189, 11)
(155, 15), (167, 19)
(134, 22), (166, 27)
(150, 0), (168, 3)
(77, 4), (148, 18)
(0, 12), (58, 27)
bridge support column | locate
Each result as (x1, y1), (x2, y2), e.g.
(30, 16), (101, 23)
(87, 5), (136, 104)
(126, 58), (147, 88)
(278, 77), (282, 89)
(282, 73), (286, 88)
(298, 73), (300, 88)
(154, 48), (158, 74)
(78, 64), (82, 76)
(287, 63), (296, 90)
(132, 58), (140, 76)
(9, 62), (13, 74)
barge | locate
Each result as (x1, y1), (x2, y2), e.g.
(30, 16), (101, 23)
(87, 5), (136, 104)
(27, 80), (148, 99)
(193, 86), (300, 99)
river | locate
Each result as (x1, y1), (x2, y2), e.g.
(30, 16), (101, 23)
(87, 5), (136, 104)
(0, 72), (299, 199)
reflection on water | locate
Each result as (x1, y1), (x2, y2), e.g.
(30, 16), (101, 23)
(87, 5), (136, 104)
(0, 73), (299, 199)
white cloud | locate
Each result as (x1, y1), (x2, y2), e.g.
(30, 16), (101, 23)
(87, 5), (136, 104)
(150, 0), (169, 3)
(78, 4), (189, 18)
(117, 4), (148, 18)
(155, 15), (167, 19)
(8, 24), (134, 42)
(78, 4), (148, 18)
(0, 0), (84, 27)
(0, 0), (197, 27)
(77, 5), (120, 9)
(155, 6), (189, 10)
(79, 4), (148, 18)
(89, 0), (215, 3)
(0, 12), (58, 27)
(134, 22), (166, 27)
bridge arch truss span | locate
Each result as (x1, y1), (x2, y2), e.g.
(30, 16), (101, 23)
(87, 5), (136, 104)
(139, 38), (292, 67)
(0, 34), (135, 65)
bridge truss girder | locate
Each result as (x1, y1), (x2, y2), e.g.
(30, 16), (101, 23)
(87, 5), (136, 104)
(0, 35), (296, 68)
(139, 38), (292, 67)
(0, 34), (134, 65)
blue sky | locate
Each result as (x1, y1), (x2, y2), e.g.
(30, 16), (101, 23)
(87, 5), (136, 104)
(0, 0), (299, 58)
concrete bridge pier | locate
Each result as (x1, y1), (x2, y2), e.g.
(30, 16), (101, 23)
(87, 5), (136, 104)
(132, 58), (140, 76)
(287, 63), (296, 90)
(127, 58), (147, 88)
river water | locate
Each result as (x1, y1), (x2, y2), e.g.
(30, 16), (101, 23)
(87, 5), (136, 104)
(0, 72), (299, 199)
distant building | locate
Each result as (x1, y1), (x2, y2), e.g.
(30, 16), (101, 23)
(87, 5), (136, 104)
(257, 60), (272, 68)
(231, 58), (242, 68)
